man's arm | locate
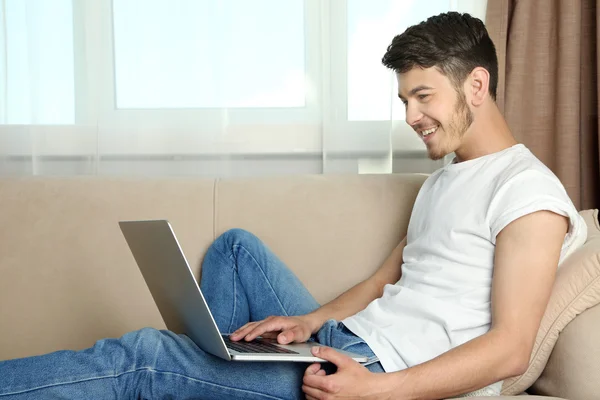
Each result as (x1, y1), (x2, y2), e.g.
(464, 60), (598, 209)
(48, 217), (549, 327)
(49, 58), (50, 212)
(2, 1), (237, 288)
(304, 236), (407, 332)
(232, 237), (406, 343)
(383, 210), (568, 399)
(301, 210), (568, 399)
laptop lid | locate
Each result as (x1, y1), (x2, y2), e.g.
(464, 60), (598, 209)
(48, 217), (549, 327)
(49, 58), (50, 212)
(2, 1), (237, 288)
(119, 220), (231, 361)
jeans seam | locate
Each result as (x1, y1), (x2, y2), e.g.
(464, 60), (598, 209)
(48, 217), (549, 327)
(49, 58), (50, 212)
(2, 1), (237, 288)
(233, 244), (290, 317)
(0, 367), (149, 397)
(0, 367), (288, 400)
(211, 243), (242, 333)
(228, 266), (238, 333)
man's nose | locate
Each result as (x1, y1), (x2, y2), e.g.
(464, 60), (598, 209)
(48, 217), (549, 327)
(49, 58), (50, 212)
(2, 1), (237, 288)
(405, 102), (423, 127)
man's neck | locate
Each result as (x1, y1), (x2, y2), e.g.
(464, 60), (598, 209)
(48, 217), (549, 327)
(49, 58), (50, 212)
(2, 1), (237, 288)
(454, 104), (518, 163)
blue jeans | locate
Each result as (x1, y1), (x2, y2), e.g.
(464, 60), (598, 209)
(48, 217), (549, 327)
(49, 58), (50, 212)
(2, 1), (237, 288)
(0, 228), (382, 399)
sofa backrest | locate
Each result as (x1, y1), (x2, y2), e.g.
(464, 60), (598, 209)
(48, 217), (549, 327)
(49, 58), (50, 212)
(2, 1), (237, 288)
(0, 174), (426, 361)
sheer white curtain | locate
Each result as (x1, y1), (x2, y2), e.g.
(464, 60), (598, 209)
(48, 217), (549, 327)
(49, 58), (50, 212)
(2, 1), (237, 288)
(0, 0), (487, 177)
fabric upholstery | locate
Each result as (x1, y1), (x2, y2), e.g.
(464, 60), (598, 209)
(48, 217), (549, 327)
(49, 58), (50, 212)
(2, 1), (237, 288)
(0, 177), (215, 360)
(214, 173), (426, 304)
(0, 174), (426, 361)
(530, 303), (600, 399)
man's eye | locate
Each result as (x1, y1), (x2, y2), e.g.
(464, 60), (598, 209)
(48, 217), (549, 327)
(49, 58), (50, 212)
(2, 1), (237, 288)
(418, 94), (429, 100)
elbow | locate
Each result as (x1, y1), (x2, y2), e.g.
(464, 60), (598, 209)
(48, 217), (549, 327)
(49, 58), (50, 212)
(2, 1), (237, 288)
(493, 329), (532, 378)
(509, 354), (529, 377)
(504, 342), (531, 378)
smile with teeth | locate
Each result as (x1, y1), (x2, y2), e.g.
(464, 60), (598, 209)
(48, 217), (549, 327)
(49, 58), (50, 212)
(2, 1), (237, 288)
(421, 126), (439, 137)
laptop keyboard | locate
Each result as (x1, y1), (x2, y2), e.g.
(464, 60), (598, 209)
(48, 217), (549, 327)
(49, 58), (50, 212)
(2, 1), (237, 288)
(222, 335), (299, 354)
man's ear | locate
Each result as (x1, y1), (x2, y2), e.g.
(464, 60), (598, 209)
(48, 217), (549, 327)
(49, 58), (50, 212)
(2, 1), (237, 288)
(467, 67), (490, 106)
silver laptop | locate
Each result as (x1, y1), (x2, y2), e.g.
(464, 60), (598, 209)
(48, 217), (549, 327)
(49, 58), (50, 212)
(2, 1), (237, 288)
(119, 220), (368, 363)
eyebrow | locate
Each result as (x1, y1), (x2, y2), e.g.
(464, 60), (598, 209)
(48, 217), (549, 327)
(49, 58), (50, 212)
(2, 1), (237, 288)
(398, 85), (435, 100)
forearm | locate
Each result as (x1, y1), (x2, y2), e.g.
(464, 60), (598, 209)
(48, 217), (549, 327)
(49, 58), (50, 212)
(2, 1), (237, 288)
(303, 238), (406, 333)
(303, 279), (385, 333)
(383, 328), (527, 400)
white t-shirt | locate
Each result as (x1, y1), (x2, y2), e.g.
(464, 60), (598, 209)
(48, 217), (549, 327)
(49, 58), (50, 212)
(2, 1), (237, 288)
(342, 144), (587, 393)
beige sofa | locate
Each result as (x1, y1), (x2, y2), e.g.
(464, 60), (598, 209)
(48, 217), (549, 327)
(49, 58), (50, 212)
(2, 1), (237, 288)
(0, 174), (599, 399)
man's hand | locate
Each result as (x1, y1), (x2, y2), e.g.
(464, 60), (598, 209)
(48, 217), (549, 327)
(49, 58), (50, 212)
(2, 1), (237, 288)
(302, 347), (392, 400)
(230, 315), (317, 344)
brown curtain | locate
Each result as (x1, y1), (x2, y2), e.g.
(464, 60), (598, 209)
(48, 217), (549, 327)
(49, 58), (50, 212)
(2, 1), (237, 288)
(486, 0), (600, 210)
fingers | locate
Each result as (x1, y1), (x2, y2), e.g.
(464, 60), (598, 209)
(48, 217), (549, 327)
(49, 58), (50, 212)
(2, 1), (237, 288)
(303, 365), (328, 400)
(310, 346), (353, 368)
(231, 318), (278, 341)
(304, 363), (322, 376)
(230, 321), (261, 341)
(276, 331), (292, 344)
(258, 332), (279, 339)
(302, 385), (325, 400)
(243, 317), (288, 341)
(230, 316), (303, 342)
(278, 326), (306, 344)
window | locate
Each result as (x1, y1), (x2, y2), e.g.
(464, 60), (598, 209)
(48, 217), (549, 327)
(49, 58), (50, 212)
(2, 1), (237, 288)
(112, 0), (306, 109)
(3, 0), (74, 124)
(1, 0), (487, 157)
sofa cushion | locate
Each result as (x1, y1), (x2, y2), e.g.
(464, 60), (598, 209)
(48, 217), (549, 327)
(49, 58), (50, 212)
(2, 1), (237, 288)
(213, 173), (427, 304)
(0, 177), (216, 361)
(529, 300), (600, 398)
(500, 209), (600, 395)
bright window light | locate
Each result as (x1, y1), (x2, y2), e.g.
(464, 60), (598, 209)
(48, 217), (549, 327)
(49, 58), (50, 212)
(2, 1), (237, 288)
(112, 0), (306, 109)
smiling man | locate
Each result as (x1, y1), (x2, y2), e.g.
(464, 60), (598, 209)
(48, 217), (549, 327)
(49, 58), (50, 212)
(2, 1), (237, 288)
(0, 11), (588, 400)
(299, 12), (587, 398)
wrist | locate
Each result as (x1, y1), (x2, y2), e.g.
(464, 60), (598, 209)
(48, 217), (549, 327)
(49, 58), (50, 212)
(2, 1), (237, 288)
(382, 370), (412, 400)
(301, 312), (326, 334)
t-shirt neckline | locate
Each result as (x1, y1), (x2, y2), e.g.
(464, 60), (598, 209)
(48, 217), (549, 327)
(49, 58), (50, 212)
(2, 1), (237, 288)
(443, 144), (525, 172)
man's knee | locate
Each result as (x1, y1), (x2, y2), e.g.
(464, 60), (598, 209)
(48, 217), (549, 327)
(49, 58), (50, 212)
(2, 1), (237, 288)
(213, 228), (261, 252)
(124, 327), (166, 351)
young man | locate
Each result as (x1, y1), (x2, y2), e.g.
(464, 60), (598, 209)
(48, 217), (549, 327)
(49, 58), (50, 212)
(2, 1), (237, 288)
(0, 12), (587, 400)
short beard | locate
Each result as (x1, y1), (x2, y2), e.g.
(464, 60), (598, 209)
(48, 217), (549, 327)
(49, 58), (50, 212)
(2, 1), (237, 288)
(428, 89), (474, 161)
(450, 89), (474, 140)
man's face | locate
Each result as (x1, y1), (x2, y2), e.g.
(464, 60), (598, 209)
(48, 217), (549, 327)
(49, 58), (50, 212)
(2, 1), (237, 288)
(397, 67), (474, 160)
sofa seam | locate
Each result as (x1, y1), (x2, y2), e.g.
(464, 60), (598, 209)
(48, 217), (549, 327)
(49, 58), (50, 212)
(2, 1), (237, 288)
(503, 264), (600, 392)
(213, 178), (219, 241)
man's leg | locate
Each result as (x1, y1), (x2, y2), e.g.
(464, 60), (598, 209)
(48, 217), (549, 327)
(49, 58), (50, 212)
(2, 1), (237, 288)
(200, 228), (320, 333)
(0, 229), (317, 400)
(0, 328), (308, 399)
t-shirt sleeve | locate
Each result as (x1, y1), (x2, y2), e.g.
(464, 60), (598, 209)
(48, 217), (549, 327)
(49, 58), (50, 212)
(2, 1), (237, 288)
(488, 170), (587, 263)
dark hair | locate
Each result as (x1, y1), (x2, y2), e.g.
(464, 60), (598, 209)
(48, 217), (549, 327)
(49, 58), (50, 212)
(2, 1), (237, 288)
(382, 12), (498, 100)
